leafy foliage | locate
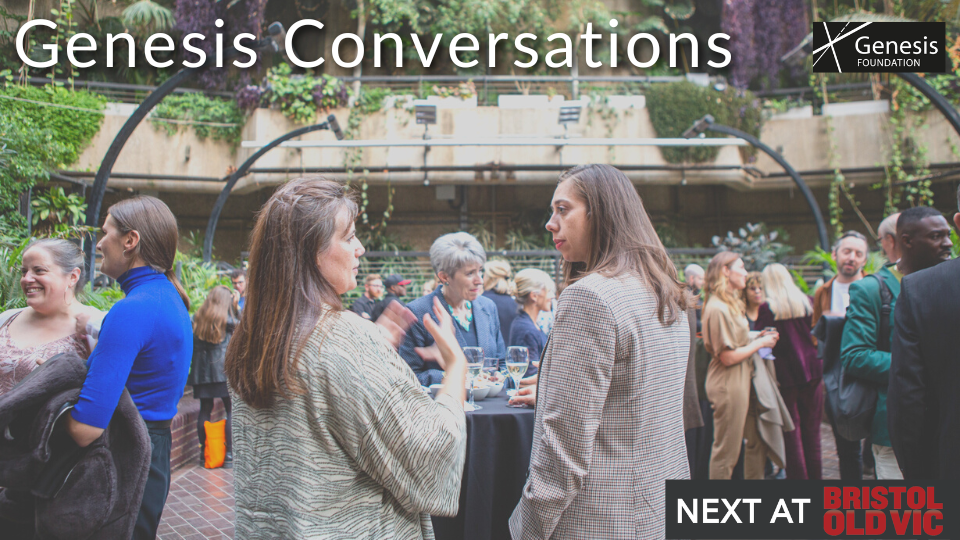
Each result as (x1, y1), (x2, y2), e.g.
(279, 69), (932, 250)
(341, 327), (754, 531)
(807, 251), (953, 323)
(0, 236), (28, 310)
(645, 81), (763, 163)
(0, 86), (104, 237)
(151, 92), (246, 145)
(122, 0), (175, 37)
(31, 186), (87, 234)
(722, 0), (809, 89)
(261, 64), (349, 124)
(711, 222), (792, 272)
(173, 0), (267, 89)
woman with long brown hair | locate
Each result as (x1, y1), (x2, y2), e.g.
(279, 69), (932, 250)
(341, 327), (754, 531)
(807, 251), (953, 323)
(510, 164), (692, 540)
(187, 285), (238, 468)
(66, 196), (193, 539)
(702, 252), (787, 480)
(226, 177), (469, 539)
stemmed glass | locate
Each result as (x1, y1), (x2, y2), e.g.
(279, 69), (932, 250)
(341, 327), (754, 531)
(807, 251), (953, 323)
(463, 347), (483, 411)
(505, 346), (529, 407)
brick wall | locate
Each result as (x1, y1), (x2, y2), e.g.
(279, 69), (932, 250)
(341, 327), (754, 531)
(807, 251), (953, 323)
(171, 386), (226, 471)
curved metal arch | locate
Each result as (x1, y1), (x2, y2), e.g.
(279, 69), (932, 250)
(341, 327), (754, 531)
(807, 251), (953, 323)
(685, 115), (831, 253)
(82, 30), (283, 277)
(202, 114), (342, 262)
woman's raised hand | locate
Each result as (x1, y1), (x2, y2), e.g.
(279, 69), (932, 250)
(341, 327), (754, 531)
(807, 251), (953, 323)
(375, 301), (417, 349)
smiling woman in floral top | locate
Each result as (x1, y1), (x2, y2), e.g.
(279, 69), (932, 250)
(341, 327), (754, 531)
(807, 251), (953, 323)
(0, 239), (102, 395)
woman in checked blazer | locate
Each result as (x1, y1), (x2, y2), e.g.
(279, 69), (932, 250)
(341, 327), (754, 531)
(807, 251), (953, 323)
(509, 164), (694, 540)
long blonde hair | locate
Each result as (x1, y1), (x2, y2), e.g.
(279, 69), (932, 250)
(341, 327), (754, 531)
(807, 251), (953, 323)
(762, 263), (812, 320)
(704, 252), (744, 315)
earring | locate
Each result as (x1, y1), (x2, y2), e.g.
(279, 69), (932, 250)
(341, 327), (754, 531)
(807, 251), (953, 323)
(63, 288), (73, 307)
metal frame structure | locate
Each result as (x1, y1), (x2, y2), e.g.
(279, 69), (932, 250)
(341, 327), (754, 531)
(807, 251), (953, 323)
(683, 114), (831, 252)
(81, 24), (284, 276)
(201, 115), (343, 262)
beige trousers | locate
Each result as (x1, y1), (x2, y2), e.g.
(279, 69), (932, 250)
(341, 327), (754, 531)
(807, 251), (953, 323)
(706, 360), (774, 479)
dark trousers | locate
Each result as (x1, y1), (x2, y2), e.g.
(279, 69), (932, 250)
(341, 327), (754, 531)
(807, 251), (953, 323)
(779, 379), (823, 479)
(827, 407), (865, 481)
(133, 427), (172, 540)
(197, 396), (233, 453)
(685, 399), (744, 480)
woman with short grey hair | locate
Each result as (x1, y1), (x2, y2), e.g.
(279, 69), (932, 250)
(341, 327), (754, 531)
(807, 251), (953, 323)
(400, 232), (507, 386)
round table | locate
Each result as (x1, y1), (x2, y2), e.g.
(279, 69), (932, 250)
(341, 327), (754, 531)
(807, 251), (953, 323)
(432, 395), (535, 540)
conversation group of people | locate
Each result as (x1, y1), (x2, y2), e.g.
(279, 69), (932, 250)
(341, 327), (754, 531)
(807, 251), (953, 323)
(0, 164), (957, 539)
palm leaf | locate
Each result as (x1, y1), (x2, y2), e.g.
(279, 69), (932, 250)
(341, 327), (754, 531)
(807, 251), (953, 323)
(122, 0), (175, 36)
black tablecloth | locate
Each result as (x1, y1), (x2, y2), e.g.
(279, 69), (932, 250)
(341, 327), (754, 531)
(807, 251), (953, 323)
(432, 395), (535, 540)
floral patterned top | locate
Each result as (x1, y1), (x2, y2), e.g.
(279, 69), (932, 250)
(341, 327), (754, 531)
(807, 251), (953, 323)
(0, 311), (87, 396)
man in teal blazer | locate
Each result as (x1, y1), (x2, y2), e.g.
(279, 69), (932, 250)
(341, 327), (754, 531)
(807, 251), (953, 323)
(841, 206), (953, 479)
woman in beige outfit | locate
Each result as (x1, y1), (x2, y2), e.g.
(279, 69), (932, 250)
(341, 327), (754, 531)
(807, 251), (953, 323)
(702, 252), (782, 479)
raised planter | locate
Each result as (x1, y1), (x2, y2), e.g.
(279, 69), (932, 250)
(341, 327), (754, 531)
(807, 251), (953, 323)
(498, 94), (552, 109)
(606, 95), (646, 110)
(767, 105), (814, 120)
(822, 100), (890, 117)
(424, 95), (478, 109)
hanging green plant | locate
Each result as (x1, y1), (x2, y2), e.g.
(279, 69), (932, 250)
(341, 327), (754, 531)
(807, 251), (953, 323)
(645, 81), (763, 164)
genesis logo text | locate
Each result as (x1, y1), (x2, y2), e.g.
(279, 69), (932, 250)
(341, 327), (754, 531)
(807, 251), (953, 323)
(812, 22), (945, 73)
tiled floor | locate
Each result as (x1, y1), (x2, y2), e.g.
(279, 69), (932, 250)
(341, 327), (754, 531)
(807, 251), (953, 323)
(156, 422), (856, 539)
(157, 464), (235, 540)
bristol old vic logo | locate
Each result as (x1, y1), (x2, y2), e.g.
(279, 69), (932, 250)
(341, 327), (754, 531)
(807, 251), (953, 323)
(812, 21), (945, 73)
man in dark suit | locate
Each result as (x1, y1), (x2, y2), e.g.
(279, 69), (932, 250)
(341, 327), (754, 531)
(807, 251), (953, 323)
(889, 185), (960, 480)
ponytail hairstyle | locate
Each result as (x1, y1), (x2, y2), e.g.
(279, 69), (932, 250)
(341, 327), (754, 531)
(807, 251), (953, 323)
(483, 260), (515, 295)
(107, 196), (190, 309)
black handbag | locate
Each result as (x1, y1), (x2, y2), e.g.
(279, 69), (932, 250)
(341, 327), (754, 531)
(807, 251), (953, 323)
(814, 274), (891, 441)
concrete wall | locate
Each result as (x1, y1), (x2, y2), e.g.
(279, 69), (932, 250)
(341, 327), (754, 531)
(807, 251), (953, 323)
(72, 100), (960, 261)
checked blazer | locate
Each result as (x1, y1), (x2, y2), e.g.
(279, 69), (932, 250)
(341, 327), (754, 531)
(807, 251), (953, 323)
(510, 272), (691, 540)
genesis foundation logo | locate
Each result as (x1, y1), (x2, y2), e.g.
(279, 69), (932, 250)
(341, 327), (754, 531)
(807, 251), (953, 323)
(812, 22), (945, 73)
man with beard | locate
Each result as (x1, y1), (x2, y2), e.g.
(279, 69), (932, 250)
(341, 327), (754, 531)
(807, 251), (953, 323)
(890, 187), (960, 480)
(842, 206), (953, 479)
(812, 231), (869, 326)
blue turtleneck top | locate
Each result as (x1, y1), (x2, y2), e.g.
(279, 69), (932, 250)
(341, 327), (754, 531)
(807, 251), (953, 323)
(72, 266), (193, 429)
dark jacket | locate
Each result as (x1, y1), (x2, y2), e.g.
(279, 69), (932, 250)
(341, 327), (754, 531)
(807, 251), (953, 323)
(508, 311), (546, 377)
(187, 318), (238, 387)
(483, 290), (518, 341)
(400, 287), (506, 386)
(889, 257), (960, 480)
(372, 293), (404, 322)
(840, 266), (900, 447)
(0, 352), (150, 540)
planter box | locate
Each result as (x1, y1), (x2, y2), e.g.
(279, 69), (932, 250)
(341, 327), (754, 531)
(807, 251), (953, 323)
(606, 95), (646, 109)
(498, 94), (552, 109)
(768, 105), (813, 120)
(822, 100), (890, 117)
(424, 95), (478, 109)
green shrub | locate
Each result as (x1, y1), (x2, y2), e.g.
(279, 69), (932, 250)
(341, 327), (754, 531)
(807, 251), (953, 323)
(645, 81), (763, 164)
(151, 92), (245, 146)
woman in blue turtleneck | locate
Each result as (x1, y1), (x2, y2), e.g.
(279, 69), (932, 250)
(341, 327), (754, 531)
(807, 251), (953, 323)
(67, 197), (192, 540)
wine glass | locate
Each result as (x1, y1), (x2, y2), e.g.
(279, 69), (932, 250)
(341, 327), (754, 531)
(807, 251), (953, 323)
(505, 346), (529, 403)
(463, 346), (483, 411)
